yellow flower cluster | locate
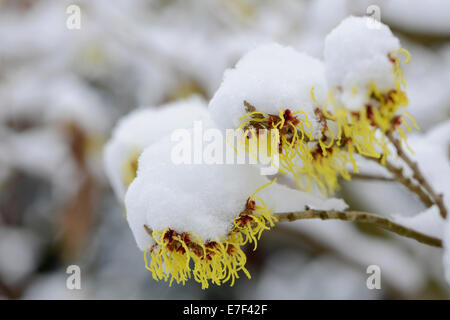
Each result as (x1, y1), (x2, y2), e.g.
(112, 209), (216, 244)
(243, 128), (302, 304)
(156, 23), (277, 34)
(144, 180), (278, 289)
(237, 49), (418, 194)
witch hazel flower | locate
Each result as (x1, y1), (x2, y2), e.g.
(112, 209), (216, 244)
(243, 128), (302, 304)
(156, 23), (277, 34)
(209, 43), (353, 194)
(323, 16), (418, 164)
(103, 95), (209, 201)
(125, 133), (347, 289)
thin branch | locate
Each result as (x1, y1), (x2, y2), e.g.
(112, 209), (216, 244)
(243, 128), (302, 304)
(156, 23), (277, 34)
(274, 209), (442, 248)
(386, 132), (447, 218)
(144, 224), (153, 236)
(351, 173), (395, 182)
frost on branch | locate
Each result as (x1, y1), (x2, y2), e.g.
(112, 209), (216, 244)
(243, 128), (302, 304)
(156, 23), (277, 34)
(124, 132), (347, 289)
(103, 96), (209, 200)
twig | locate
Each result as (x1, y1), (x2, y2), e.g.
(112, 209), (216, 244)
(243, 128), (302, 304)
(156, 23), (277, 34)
(386, 132), (447, 218)
(274, 209), (442, 248)
(351, 173), (395, 182)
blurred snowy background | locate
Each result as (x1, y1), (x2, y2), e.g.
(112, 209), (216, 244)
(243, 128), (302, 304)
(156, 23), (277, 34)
(0, 0), (449, 299)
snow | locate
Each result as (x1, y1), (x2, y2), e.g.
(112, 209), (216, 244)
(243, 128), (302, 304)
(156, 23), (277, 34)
(209, 43), (327, 129)
(294, 0), (350, 57)
(125, 132), (347, 251)
(369, 0), (450, 36)
(324, 16), (400, 110)
(103, 96), (209, 200)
